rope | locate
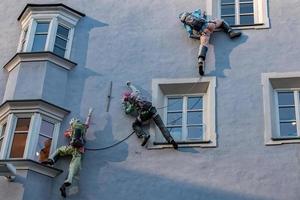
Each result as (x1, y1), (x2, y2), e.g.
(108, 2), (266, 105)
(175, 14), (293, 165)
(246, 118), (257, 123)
(85, 131), (135, 151)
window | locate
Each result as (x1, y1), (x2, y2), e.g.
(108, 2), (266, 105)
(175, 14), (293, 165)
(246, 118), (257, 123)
(150, 77), (216, 148)
(206, 0), (269, 29)
(35, 120), (55, 162)
(19, 19), (74, 59)
(221, 0), (254, 26)
(262, 72), (300, 145)
(32, 22), (50, 52)
(53, 25), (70, 57)
(9, 118), (31, 158)
(17, 4), (85, 59)
(0, 100), (69, 160)
(166, 96), (204, 142)
(276, 91), (299, 138)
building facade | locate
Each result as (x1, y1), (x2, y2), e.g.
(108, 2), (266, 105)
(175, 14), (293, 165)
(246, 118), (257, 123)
(0, 0), (299, 199)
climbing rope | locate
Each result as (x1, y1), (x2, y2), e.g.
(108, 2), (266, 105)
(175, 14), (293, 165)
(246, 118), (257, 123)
(85, 131), (135, 151)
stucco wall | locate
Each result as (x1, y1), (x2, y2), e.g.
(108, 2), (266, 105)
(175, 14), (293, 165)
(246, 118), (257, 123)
(0, 0), (299, 200)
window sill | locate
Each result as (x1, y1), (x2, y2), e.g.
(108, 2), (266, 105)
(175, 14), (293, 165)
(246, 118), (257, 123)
(265, 137), (300, 145)
(231, 23), (270, 30)
(0, 159), (63, 178)
(3, 51), (77, 72)
(272, 136), (300, 141)
(215, 23), (270, 31)
(148, 140), (216, 149)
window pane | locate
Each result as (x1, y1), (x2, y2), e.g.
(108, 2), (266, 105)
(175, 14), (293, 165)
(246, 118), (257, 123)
(53, 46), (66, 57)
(40, 120), (54, 137)
(168, 127), (182, 141)
(10, 133), (28, 158)
(221, 4), (235, 15)
(36, 22), (49, 33)
(167, 112), (182, 126)
(167, 98), (183, 111)
(279, 107), (296, 121)
(54, 37), (67, 49)
(35, 136), (52, 162)
(188, 97), (202, 110)
(1, 123), (6, 137)
(187, 111), (203, 125)
(280, 122), (297, 137)
(240, 3), (254, 13)
(240, 0), (253, 2)
(222, 16), (235, 25)
(187, 126), (203, 139)
(240, 15), (254, 25)
(57, 25), (69, 39)
(278, 92), (294, 105)
(221, 0), (235, 3)
(0, 139), (3, 152)
(15, 118), (30, 131)
(32, 34), (47, 51)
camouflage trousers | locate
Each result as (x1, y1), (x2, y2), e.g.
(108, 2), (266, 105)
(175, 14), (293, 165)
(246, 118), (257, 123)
(49, 145), (82, 185)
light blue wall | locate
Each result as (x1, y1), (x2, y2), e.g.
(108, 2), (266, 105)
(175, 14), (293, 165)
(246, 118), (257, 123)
(0, 0), (300, 200)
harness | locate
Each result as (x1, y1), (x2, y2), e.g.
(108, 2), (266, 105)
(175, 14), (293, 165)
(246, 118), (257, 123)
(184, 14), (206, 32)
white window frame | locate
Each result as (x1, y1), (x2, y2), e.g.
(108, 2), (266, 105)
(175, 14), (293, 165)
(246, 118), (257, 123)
(274, 90), (300, 139)
(0, 113), (60, 160)
(0, 100), (68, 160)
(0, 120), (7, 153)
(149, 77), (216, 148)
(206, 0), (270, 29)
(164, 94), (206, 142)
(17, 9), (79, 59)
(262, 72), (300, 145)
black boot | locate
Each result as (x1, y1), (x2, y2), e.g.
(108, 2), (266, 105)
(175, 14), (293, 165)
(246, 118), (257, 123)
(60, 184), (67, 198)
(60, 182), (71, 198)
(41, 159), (54, 166)
(198, 45), (208, 76)
(41, 152), (59, 165)
(141, 134), (150, 146)
(198, 58), (205, 76)
(221, 21), (241, 39)
(171, 139), (178, 149)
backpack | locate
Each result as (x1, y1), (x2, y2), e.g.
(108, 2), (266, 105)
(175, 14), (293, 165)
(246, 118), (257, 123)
(70, 122), (86, 148)
(185, 12), (206, 32)
(139, 101), (156, 121)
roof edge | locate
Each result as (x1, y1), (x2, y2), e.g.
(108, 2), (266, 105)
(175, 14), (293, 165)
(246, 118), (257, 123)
(18, 3), (85, 21)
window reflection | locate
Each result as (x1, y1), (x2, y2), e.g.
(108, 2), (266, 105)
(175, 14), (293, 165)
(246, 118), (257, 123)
(32, 22), (49, 52)
(35, 120), (54, 162)
(10, 118), (31, 158)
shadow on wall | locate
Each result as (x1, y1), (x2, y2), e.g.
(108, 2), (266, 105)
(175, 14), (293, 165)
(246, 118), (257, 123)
(78, 112), (129, 197)
(64, 16), (109, 117)
(70, 165), (271, 200)
(207, 33), (248, 77)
